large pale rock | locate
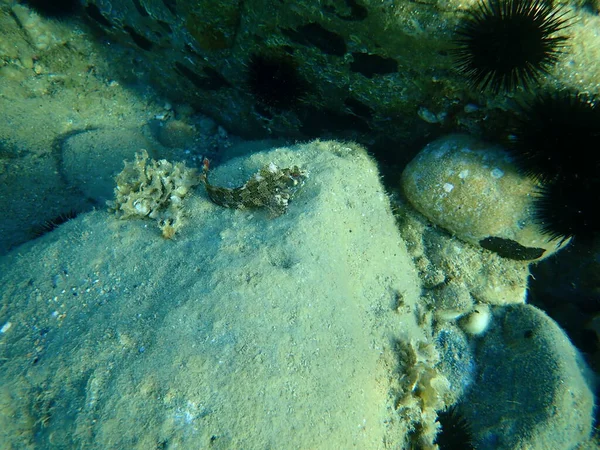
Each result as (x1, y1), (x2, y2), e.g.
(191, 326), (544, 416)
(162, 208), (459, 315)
(463, 304), (595, 450)
(401, 134), (568, 261)
(0, 141), (423, 449)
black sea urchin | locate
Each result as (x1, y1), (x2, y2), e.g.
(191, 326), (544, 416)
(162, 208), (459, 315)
(20, 0), (80, 18)
(31, 210), (79, 239)
(511, 91), (600, 182)
(435, 406), (475, 450)
(247, 53), (308, 111)
(533, 176), (599, 242)
(453, 0), (570, 92)
(510, 91), (600, 241)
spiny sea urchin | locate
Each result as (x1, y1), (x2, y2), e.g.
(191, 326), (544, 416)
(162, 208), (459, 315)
(452, 0), (570, 92)
(510, 91), (600, 241)
(511, 91), (600, 182)
(533, 176), (599, 242)
(435, 405), (475, 450)
(246, 53), (308, 111)
(31, 210), (79, 239)
(20, 0), (80, 18)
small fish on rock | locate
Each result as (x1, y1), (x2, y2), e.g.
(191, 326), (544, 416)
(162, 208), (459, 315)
(200, 158), (308, 217)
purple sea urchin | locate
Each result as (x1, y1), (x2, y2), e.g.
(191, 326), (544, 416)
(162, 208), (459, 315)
(452, 0), (570, 92)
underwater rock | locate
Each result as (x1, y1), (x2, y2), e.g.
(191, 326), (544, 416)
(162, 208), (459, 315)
(396, 205), (529, 306)
(75, 0), (600, 150)
(0, 140), (424, 448)
(153, 119), (198, 149)
(62, 128), (158, 204)
(401, 133), (568, 261)
(434, 325), (476, 404)
(463, 304), (595, 450)
(10, 3), (70, 50)
(431, 280), (474, 321)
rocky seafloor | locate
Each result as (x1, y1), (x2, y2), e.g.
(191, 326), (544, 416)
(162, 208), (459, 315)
(1, 1), (599, 449)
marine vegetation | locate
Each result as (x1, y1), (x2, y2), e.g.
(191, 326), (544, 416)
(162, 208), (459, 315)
(108, 150), (201, 239)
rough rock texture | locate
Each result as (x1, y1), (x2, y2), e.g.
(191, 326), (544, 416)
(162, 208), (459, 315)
(463, 304), (595, 450)
(401, 134), (568, 261)
(396, 198), (531, 308)
(79, 0), (465, 146)
(0, 141), (426, 449)
(74, 0), (600, 149)
(62, 128), (161, 204)
(1, 140), (596, 449)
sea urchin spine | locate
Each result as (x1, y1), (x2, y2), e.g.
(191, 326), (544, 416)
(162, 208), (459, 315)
(453, 0), (570, 92)
(510, 91), (600, 241)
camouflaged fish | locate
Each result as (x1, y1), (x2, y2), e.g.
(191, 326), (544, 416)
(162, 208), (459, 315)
(200, 158), (308, 217)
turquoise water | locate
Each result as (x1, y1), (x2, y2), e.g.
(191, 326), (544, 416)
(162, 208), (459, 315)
(0, 1), (598, 449)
